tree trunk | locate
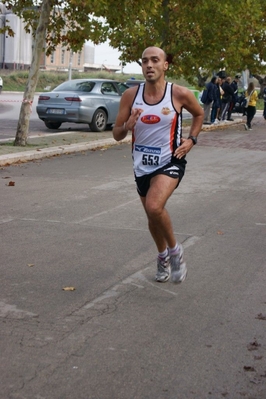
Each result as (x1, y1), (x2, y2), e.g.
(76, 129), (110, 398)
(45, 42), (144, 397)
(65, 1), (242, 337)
(14, 0), (52, 146)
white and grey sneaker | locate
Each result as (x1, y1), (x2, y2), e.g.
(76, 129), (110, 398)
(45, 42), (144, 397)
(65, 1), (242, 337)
(170, 244), (187, 283)
(155, 255), (170, 282)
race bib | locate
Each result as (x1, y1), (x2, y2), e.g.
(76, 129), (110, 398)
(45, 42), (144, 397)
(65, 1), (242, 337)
(134, 144), (161, 167)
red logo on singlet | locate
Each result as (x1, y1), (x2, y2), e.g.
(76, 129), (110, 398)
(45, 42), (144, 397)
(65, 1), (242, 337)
(141, 115), (161, 124)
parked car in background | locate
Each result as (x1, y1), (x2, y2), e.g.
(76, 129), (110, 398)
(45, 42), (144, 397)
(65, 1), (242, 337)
(36, 79), (129, 132)
(125, 79), (145, 87)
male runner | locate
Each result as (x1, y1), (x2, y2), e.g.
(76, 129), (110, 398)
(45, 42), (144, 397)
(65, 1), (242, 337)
(113, 46), (203, 283)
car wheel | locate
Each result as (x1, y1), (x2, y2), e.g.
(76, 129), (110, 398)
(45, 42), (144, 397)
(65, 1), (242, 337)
(44, 121), (62, 129)
(89, 109), (107, 132)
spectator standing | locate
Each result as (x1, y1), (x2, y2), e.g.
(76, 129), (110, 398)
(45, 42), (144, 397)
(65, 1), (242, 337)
(220, 76), (234, 121)
(210, 76), (220, 124)
(227, 74), (241, 121)
(263, 86), (266, 120)
(203, 77), (217, 124)
(0, 76), (3, 94)
(216, 77), (225, 120)
(244, 82), (258, 130)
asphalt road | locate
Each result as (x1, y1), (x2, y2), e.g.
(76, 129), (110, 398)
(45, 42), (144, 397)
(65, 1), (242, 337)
(1, 121), (266, 399)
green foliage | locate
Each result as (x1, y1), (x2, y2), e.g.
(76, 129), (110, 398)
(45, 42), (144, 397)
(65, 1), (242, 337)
(2, 0), (110, 54)
(104, 0), (266, 84)
(2, 0), (266, 84)
(0, 70), (190, 92)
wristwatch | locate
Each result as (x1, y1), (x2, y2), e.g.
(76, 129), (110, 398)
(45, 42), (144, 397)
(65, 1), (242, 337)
(187, 136), (197, 145)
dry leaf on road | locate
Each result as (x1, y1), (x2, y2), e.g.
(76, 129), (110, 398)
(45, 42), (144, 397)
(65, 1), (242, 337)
(62, 286), (76, 291)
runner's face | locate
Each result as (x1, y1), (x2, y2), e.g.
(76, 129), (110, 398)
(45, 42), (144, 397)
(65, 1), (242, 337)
(141, 48), (168, 82)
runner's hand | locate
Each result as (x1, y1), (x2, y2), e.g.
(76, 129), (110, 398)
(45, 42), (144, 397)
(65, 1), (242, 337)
(174, 138), (194, 159)
(126, 108), (142, 130)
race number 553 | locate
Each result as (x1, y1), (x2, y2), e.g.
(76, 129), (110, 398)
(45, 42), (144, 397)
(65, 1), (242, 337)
(142, 154), (159, 166)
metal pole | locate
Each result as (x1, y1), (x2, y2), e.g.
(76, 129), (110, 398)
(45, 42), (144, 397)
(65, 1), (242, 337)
(68, 50), (72, 80)
(0, 15), (5, 68)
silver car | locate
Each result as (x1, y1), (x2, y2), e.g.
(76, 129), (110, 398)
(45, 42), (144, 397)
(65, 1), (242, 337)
(36, 79), (129, 132)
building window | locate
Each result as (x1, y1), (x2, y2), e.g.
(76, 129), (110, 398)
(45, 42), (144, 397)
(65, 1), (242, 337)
(77, 52), (81, 66)
(50, 52), (55, 64)
(61, 49), (65, 64)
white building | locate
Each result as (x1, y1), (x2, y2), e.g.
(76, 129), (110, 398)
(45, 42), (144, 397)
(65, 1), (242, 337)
(0, 5), (120, 72)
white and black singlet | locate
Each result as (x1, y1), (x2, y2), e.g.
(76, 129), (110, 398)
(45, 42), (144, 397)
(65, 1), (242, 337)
(132, 82), (186, 178)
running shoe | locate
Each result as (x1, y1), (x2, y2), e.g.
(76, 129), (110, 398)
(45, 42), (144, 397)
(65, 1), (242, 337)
(170, 244), (187, 283)
(155, 255), (170, 282)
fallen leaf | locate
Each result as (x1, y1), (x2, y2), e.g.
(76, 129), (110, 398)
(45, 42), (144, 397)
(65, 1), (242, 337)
(6, 181), (15, 186)
(27, 264), (35, 267)
(255, 313), (266, 320)
(217, 230), (224, 235)
(62, 286), (76, 291)
(2, 176), (11, 179)
(248, 340), (261, 351)
(244, 366), (255, 372)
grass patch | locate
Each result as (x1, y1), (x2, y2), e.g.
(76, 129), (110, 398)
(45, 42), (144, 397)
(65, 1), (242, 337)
(0, 141), (15, 146)
(0, 141), (41, 148)
(0, 70), (190, 92)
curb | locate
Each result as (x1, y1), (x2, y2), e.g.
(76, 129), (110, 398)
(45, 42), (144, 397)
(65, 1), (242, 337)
(0, 118), (245, 167)
(0, 137), (132, 167)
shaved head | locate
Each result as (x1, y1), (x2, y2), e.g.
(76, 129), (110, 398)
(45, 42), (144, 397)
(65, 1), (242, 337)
(142, 47), (167, 61)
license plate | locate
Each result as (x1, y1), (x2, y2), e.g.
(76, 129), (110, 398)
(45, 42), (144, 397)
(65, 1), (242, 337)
(47, 109), (64, 114)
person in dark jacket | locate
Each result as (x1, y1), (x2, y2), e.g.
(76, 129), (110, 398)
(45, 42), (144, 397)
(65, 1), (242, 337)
(227, 74), (241, 121)
(203, 76), (218, 124)
(220, 76), (235, 121)
(210, 76), (220, 124)
(263, 86), (266, 120)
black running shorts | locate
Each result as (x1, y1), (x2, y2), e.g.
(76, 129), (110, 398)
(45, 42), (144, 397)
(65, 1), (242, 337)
(135, 160), (186, 197)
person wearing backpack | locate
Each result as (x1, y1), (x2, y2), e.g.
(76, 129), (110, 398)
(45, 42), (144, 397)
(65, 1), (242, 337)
(202, 77), (217, 124)
(244, 82), (258, 130)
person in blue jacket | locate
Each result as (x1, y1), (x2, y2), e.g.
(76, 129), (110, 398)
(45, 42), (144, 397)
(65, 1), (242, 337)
(203, 76), (218, 124)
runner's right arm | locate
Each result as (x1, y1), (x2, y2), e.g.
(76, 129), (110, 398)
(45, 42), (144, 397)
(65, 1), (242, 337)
(113, 88), (142, 141)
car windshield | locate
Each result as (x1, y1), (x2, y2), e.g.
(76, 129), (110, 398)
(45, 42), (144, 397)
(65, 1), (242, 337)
(54, 81), (95, 92)
(117, 82), (129, 93)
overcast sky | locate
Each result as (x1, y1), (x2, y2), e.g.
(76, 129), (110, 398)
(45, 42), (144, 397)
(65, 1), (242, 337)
(94, 42), (142, 75)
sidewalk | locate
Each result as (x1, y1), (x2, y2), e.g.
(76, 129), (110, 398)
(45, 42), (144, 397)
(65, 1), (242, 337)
(0, 114), (259, 166)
